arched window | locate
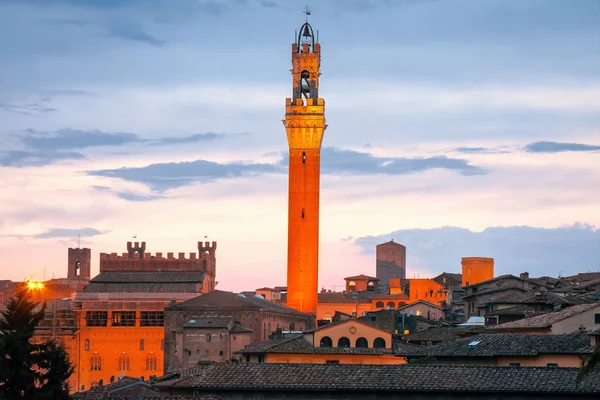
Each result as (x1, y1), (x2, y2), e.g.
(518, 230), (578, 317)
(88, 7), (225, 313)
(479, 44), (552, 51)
(356, 337), (368, 348)
(140, 339), (145, 351)
(375, 301), (384, 308)
(84, 339), (90, 351)
(289, 323), (295, 331)
(386, 301), (395, 309)
(302, 151), (306, 164)
(146, 352), (157, 371)
(118, 353), (130, 371)
(90, 353), (102, 371)
(373, 338), (386, 349)
(320, 336), (333, 348)
(338, 337), (350, 348)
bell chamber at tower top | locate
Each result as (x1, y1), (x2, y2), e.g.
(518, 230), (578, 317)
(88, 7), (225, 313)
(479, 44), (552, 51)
(291, 22), (321, 106)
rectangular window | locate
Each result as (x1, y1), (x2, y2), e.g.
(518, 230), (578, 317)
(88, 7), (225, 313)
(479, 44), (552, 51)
(595, 314), (600, 324)
(140, 311), (164, 327)
(206, 334), (212, 342)
(86, 311), (108, 327)
(112, 311), (136, 327)
(219, 351), (224, 356)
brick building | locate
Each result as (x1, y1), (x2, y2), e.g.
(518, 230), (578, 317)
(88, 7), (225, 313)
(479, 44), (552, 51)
(171, 316), (253, 368)
(163, 290), (314, 374)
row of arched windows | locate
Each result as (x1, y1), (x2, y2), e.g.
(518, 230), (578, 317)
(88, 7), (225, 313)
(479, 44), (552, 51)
(89, 352), (158, 371)
(375, 301), (406, 309)
(319, 336), (386, 349)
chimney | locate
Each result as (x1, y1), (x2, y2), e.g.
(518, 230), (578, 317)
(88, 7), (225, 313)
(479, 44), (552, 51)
(520, 272), (529, 279)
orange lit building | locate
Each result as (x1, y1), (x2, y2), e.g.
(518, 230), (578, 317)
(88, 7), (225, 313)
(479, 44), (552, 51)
(236, 319), (407, 365)
(404, 278), (447, 307)
(462, 257), (494, 287)
(284, 20), (327, 316)
(70, 241), (216, 392)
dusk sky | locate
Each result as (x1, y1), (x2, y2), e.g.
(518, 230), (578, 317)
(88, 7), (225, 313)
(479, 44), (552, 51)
(1, 0), (599, 291)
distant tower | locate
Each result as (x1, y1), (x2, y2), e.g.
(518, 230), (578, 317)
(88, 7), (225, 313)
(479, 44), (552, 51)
(462, 257), (495, 286)
(67, 247), (91, 280)
(283, 17), (327, 315)
(376, 240), (406, 288)
(198, 241), (217, 293)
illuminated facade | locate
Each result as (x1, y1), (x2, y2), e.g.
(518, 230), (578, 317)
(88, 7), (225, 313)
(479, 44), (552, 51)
(283, 20), (327, 315)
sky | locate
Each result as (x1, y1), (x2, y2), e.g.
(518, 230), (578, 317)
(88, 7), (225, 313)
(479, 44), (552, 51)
(0, 0), (599, 291)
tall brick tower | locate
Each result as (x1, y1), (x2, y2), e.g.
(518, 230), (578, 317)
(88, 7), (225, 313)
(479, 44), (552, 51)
(283, 18), (327, 315)
(67, 247), (91, 280)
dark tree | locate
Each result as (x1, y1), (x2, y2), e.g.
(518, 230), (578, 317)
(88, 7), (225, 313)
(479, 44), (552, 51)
(0, 284), (74, 399)
(0, 284), (46, 399)
(37, 340), (75, 400)
(577, 341), (600, 388)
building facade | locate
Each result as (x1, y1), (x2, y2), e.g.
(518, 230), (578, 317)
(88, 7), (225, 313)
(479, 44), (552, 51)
(70, 241), (214, 392)
(284, 20), (327, 315)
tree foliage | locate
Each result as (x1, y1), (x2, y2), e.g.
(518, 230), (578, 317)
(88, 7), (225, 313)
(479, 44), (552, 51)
(577, 341), (600, 389)
(0, 284), (74, 399)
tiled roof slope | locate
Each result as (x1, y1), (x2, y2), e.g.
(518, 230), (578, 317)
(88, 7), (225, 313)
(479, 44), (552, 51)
(401, 326), (485, 343)
(84, 271), (205, 293)
(169, 290), (309, 316)
(492, 303), (600, 330)
(487, 304), (547, 316)
(72, 377), (155, 399)
(155, 364), (600, 394)
(404, 332), (593, 357)
(182, 316), (233, 329)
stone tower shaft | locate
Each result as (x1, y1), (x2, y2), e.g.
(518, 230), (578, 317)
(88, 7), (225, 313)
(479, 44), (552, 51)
(283, 21), (327, 315)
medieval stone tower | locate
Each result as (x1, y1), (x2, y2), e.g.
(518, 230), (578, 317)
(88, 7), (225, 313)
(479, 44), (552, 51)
(67, 247), (91, 280)
(283, 19), (327, 315)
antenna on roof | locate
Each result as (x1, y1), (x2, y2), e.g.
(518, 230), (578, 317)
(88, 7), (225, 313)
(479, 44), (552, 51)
(304, 5), (311, 22)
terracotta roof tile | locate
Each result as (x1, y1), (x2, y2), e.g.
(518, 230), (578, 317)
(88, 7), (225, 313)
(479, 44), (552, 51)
(402, 326), (485, 343)
(404, 332), (593, 357)
(491, 303), (600, 330)
(183, 316), (233, 329)
(154, 363), (600, 394)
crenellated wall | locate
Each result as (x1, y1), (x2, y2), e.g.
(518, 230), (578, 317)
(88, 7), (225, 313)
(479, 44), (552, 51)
(99, 241), (217, 292)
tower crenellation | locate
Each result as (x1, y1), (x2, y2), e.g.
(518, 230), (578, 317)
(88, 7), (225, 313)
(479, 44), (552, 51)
(67, 247), (91, 280)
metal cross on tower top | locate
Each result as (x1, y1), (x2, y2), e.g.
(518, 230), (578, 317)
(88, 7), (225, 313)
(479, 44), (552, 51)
(305, 6), (311, 22)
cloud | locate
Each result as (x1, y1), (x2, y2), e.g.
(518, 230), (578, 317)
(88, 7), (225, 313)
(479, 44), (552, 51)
(34, 227), (109, 239)
(452, 147), (510, 154)
(92, 185), (164, 202)
(86, 147), (485, 191)
(2, 227), (109, 240)
(148, 132), (226, 146)
(0, 103), (57, 115)
(283, 147), (487, 177)
(0, 150), (85, 167)
(87, 159), (284, 191)
(20, 129), (142, 150)
(524, 141), (600, 153)
(354, 223), (600, 278)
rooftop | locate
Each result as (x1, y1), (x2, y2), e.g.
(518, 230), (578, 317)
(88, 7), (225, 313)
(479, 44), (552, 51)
(83, 270), (205, 294)
(182, 316), (233, 329)
(402, 326), (486, 343)
(154, 364), (600, 394)
(491, 303), (600, 330)
(167, 290), (310, 317)
(344, 274), (379, 281)
(404, 332), (593, 358)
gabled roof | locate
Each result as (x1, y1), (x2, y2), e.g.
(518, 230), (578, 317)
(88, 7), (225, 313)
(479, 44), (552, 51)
(404, 332), (593, 358)
(463, 286), (528, 300)
(463, 274), (551, 290)
(235, 334), (393, 356)
(486, 304), (548, 317)
(83, 270), (205, 294)
(72, 377), (156, 399)
(168, 290), (309, 317)
(377, 240), (405, 248)
(154, 363), (600, 394)
(397, 300), (444, 312)
(309, 317), (394, 336)
(484, 291), (574, 306)
(344, 274), (379, 281)
(491, 303), (600, 330)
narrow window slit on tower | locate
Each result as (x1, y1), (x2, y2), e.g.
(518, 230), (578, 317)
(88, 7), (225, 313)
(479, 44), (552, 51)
(302, 151), (306, 163)
(301, 209), (305, 219)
